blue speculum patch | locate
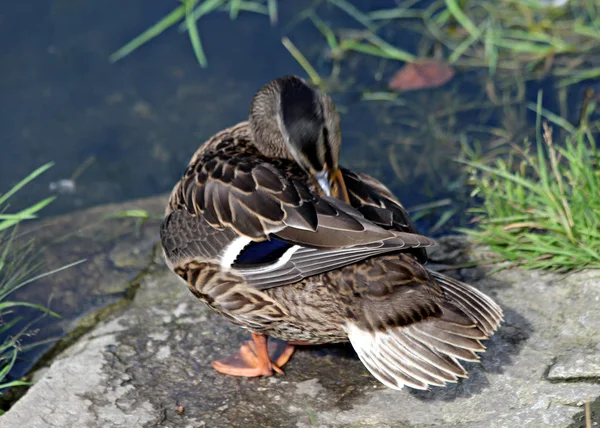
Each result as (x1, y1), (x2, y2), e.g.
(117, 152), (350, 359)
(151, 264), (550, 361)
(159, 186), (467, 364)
(234, 237), (292, 266)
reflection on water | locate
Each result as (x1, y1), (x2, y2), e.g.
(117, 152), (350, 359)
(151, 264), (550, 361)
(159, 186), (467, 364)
(0, 0), (596, 386)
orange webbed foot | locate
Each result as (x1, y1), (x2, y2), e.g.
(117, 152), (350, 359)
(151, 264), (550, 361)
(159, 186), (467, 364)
(211, 333), (295, 377)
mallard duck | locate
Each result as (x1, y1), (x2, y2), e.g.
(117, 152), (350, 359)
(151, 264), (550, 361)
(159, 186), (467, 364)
(160, 76), (503, 390)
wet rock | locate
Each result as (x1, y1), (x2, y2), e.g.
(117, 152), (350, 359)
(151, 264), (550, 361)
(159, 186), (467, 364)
(1, 216), (599, 427)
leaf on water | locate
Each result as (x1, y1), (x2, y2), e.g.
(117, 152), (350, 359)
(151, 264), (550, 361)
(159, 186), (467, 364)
(389, 58), (455, 91)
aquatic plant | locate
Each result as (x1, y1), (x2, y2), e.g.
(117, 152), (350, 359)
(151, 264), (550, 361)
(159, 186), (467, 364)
(417, 0), (600, 87)
(0, 164), (82, 406)
(460, 92), (600, 271)
(276, 0), (600, 89)
(110, 0), (279, 68)
(359, 0), (600, 87)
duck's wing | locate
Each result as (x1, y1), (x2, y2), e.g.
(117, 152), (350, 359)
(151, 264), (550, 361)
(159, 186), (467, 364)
(237, 208), (435, 290)
(343, 169), (417, 233)
(169, 149), (401, 244)
(341, 169), (428, 263)
(166, 151), (434, 289)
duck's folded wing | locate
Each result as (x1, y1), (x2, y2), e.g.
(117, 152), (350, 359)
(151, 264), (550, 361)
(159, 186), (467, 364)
(225, 193), (435, 290)
(237, 227), (435, 290)
(168, 155), (435, 289)
(343, 169), (417, 233)
(170, 156), (320, 239)
(342, 169), (428, 263)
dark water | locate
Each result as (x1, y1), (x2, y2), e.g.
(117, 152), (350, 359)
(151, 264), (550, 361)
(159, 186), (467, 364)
(0, 1), (403, 217)
(0, 0), (595, 386)
(1, 1), (310, 215)
(1, 0), (592, 227)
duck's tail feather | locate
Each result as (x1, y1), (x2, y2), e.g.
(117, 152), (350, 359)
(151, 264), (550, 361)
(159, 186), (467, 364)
(427, 270), (503, 336)
(346, 272), (503, 391)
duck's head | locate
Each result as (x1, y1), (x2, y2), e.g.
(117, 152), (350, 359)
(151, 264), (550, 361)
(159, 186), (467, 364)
(250, 75), (349, 203)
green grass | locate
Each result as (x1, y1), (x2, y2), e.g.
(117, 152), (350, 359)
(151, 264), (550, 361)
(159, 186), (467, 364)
(409, 0), (599, 85)
(109, 0), (277, 67)
(290, 0), (600, 88)
(0, 164), (84, 405)
(460, 92), (600, 272)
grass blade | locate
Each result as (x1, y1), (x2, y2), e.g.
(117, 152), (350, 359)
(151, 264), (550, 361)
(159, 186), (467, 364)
(267, 0), (278, 25)
(557, 68), (600, 87)
(0, 163), (54, 207)
(281, 37), (322, 86)
(229, 0), (241, 19)
(177, 0), (224, 33)
(0, 259), (87, 301)
(184, 0), (207, 68)
(366, 34), (416, 62)
(445, 0), (479, 37)
(0, 197), (56, 233)
(0, 347), (18, 381)
(0, 302), (60, 318)
(327, 0), (375, 31)
(109, 5), (186, 63)
(526, 103), (577, 134)
(309, 13), (338, 51)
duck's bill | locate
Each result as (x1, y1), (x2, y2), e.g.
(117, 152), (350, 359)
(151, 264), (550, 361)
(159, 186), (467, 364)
(330, 168), (351, 204)
(313, 168), (350, 204)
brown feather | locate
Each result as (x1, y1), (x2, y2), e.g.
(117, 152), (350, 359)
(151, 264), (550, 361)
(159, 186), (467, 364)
(160, 77), (503, 393)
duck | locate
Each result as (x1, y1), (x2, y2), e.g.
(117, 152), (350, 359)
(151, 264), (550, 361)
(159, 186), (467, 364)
(160, 75), (503, 391)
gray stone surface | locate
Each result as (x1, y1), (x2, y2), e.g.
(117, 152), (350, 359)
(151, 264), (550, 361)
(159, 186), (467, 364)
(7, 195), (168, 377)
(548, 354), (600, 381)
(1, 206), (599, 427)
